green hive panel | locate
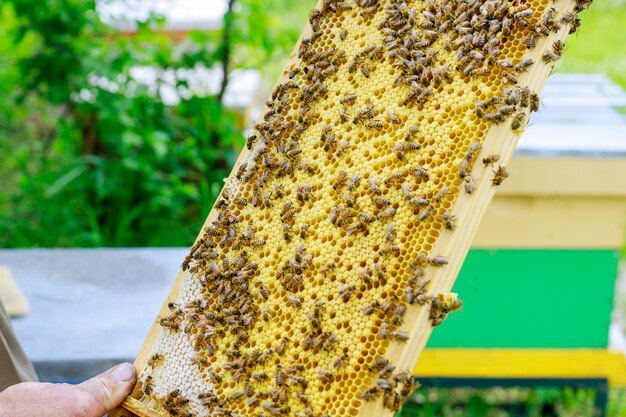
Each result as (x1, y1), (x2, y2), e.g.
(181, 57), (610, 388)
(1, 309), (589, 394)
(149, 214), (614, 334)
(427, 249), (619, 348)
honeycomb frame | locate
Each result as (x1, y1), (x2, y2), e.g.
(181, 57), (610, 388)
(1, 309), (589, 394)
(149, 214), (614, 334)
(112, 0), (588, 416)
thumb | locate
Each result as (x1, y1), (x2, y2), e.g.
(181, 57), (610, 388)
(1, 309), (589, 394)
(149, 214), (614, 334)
(76, 363), (137, 416)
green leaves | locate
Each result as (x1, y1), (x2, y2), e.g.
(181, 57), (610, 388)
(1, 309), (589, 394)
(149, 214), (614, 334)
(0, 0), (304, 247)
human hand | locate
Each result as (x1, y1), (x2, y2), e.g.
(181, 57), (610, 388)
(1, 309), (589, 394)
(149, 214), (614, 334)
(0, 363), (136, 417)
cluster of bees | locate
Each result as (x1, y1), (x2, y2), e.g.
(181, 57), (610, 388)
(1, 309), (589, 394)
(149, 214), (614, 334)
(137, 0), (590, 416)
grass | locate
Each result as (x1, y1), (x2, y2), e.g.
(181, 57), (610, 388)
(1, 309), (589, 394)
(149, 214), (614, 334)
(396, 387), (626, 417)
(557, 0), (626, 90)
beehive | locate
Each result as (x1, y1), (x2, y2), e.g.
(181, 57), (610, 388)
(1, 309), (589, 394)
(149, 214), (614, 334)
(114, 0), (590, 416)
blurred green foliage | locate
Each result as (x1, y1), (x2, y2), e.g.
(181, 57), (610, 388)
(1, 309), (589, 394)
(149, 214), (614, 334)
(396, 386), (612, 417)
(0, 0), (304, 247)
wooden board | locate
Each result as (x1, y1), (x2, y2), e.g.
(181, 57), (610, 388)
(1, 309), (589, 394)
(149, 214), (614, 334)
(473, 197), (626, 249)
(0, 266), (29, 318)
(428, 250), (618, 348)
(415, 349), (626, 386)
(112, 0), (584, 416)
(495, 157), (626, 197)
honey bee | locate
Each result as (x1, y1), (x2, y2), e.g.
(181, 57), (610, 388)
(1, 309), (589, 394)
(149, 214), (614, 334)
(393, 304), (407, 326)
(525, 32), (537, 50)
(322, 66), (337, 77)
(386, 109), (400, 124)
(411, 166), (429, 179)
(498, 104), (516, 117)
(401, 184), (414, 202)
(320, 262), (336, 275)
(142, 375), (154, 395)
(320, 125), (336, 151)
(403, 125), (419, 141)
(359, 212), (375, 223)
(332, 171), (348, 190)
(287, 295), (303, 308)
(428, 256), (449, 266)
(485, 111), (505, 124)
(252, 371), (269, 381)
(391, 330), (409, 342)
(276, 337), (289, 355)
(347, 56), (361, 73)
(274, 366), (285, 386)
(288, 68), (301, 79)
(398, 141), (421, 160)
(299, 223), (310, 239)
(372, 195), (391, 207)
(414, 196), (430, 207)
(528, 91), (540, 112)
(434, 185), (450, 203)
(207, 369), (222, 383)
(502, 70), (518, 85)
(463, 143), (480, 165)
(482, 153), (500, 166)
(377, 207), (396, 221)
(159, 317), (180, 331)
(148, 353), (163, 368)
(280, 208), (296, 222)
(442, 212), (457, 231)
(511, 112), (526, 130)
(346, 223), (366, 235)
(361, 301), (379, 315)
(282, 223), (292, 242)
(296, 184), (313, 202)
(333, 353), (349, 369)
(541, 7), (560, 31)
(347, 173), (361, 191)
(361, 386), (381, 401)
(316, 368), (335, 383)
(340, 93), (357, 105)
(373, 263), (386, 279)
(261, 306), (271, 322)
(418, 205), (434, 222)
(561, 11), (576, 24)
(339, 107), (350, 123)
(268, 184), (282, 200)
(360, 5), (378, 16)
(362, 101), (376, 119)
(542, 50), (558, 63)
(464, 175), (476, 194)
(367, 178), (381, 195)
(385, 223), (397, 243)
(324, 333), (340, 352)
(168, 389), (182, 399)
(384, 171), (404, 185)
(257, 282), (269, 299)
(355, 267), (372, 286)
(365, 119), (383, 130)
(515, 57), (534, 73)
(339, 29), (348, 40)
(378, 321), (390, 339)
(492, 165), (510, 186)
(462, 62), (476, 76)
(513, 8), (533, 25)
(339, 284), (357, 300)
(247, 395), (260, 407)
(329, 205), (340, 225)
(369, 356), (389, 372)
